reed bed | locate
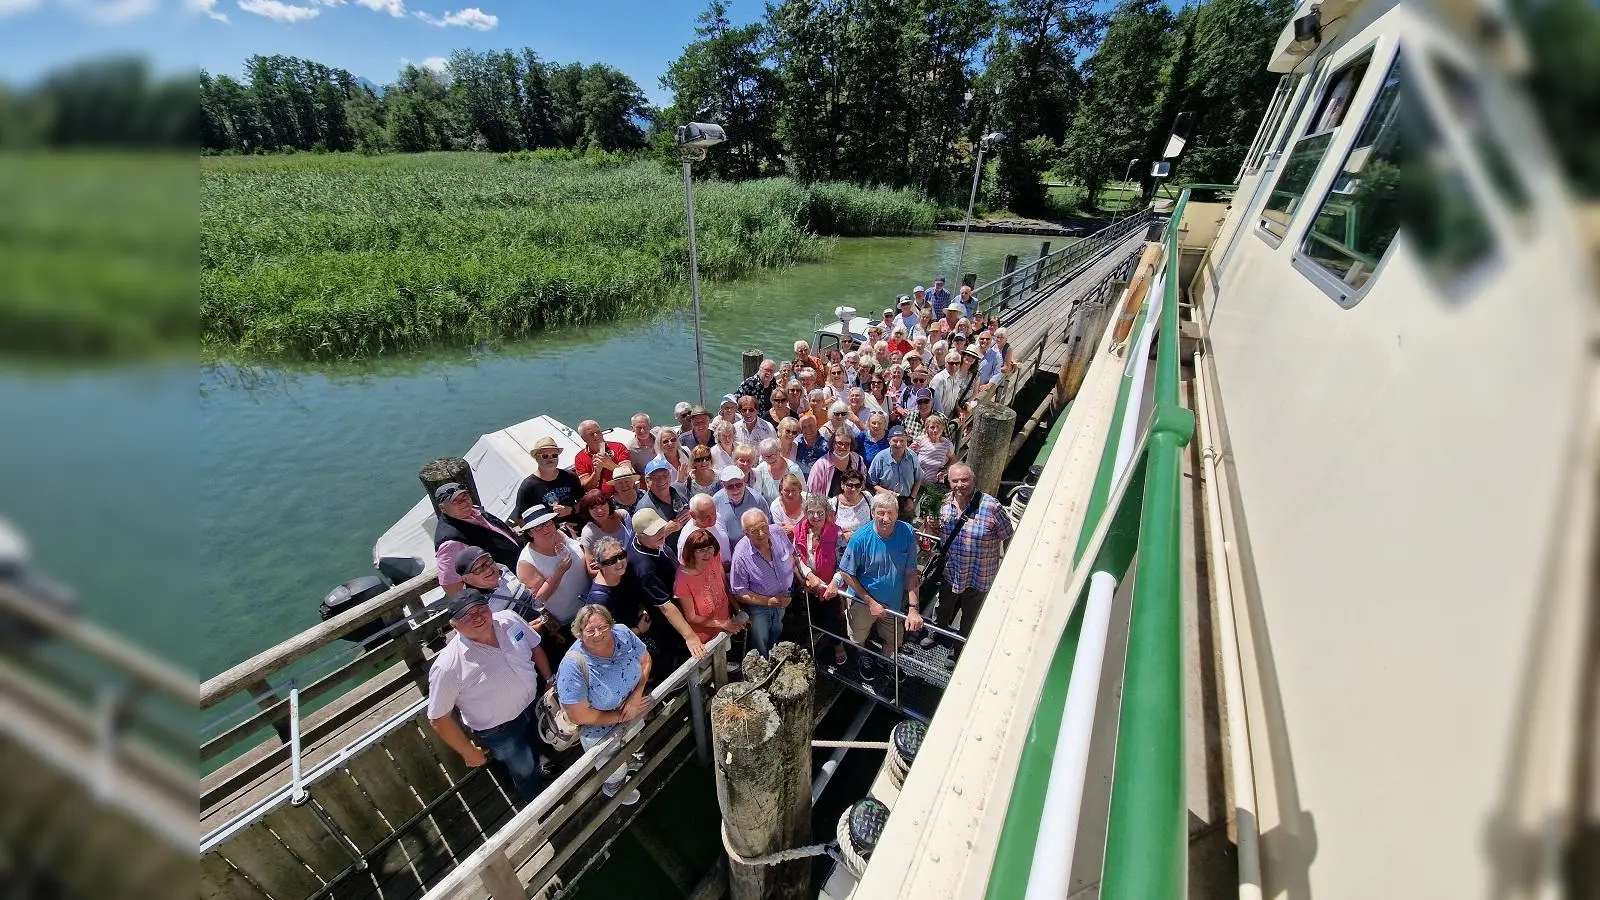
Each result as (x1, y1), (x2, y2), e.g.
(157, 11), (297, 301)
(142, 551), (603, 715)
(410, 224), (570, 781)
(202, 152), (939, 358)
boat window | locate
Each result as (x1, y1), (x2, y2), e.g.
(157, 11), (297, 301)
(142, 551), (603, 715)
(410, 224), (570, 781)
(1401, 71), (1496, 282)
(1260, 51), (1373, 239)
(1271, 56), (1328, 158)
(1429, 55), (1531, 222)
(1243, 74), (1301, 174)
(1297, 55), (1402, 296)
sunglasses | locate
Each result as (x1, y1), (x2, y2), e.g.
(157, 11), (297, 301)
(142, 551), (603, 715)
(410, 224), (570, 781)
(693, 459), (710, 466)
(537, 451), (560, 460)
(600, 554), (627, 566)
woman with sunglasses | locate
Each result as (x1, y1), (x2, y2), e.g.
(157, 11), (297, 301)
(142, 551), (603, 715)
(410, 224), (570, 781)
(673, 529), (744, 644)
(685, 445), (721, 498)
(793, 493), (848, 666)
(775, 416), (801, 463)
(585, 537), (654, 655)
(653, 427), (690, 485)
(864, 375), (890, 418)
(829, 472), (872, 543)
(806, 430), (868, 498)
(824, 363), (850, 401)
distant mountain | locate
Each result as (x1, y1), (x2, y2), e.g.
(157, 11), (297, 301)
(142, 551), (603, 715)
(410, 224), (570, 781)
(355, 76), (385, 97)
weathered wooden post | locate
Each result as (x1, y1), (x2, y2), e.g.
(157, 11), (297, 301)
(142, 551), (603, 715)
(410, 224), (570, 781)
(1032, 241), (1051, 290)
(710, 642), (815, 900)
(419, 457), (479, 519)
(966, 400), (1017, 498)
(999, 254), (1019, 309)
(962, 272), (977, 290)
(742, 350), (764, 380)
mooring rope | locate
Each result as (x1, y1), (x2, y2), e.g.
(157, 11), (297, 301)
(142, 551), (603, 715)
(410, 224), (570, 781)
(720, 821), (837, 866)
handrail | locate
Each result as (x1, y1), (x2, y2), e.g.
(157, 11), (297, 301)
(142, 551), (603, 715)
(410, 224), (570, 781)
(1098, 186), (1206, 899)
(0, 584), (195, 703)
(970, 209), (1154, 321)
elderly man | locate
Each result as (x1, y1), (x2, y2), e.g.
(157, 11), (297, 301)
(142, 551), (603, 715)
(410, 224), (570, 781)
(729, 509), (796, 657)
(624, 414), (657, 472)
(575, 420), (631, 492)
(678, 492), (731, 566)
(868, 425), (921, 518)
(427, 589), (553, 802)
(926, 463), (1014, 645)
(603, 462), (644, 511)
(737, 359), (780, 416)
(674, 401), (693, 434)
(911, 285), (929, 312)
(713, 465), (771, 548)
(638, 459), (690, 545)
(681, 405), (714, 450)
(974, 330), (1005, 398)
(793, 340), (822, 378)
(734, 394), (777, 446)
(838, 494), (922, 670)
(929, 350), (972, 420)
(895, 296), (918, 335)
(952, 283), (976, 319)
(514, 436), (584, 529)
(452, 546), (539, 620)
(433, 483), (524, 583)
(626, 508), (708, 667)
(927, 277), (951, 318)
(879, 308), (897, 335)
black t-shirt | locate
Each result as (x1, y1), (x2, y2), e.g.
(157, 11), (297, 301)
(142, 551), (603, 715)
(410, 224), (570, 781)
(587, 570), (646, 632)
(514, 469), (584, 525)
(626, 538), (686, 656)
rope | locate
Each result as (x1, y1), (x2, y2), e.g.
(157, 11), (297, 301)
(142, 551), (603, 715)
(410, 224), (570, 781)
(720, 821), (836, 867)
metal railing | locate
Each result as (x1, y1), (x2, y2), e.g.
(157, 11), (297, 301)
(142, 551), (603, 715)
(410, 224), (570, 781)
(972, 209), (1155, 323)
(804, 581), (967, 724)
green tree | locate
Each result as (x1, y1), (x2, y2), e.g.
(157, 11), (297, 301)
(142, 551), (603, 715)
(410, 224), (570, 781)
(660, 0), (783, 178)
(1515, 0), (1600, 195)
(1168, 0), (1293, 184)
(1058, 0), (1174, 208)
(579, 64), (651, 151)
(767, 0), (842, 180)
(385, 64), (454, 152)
(901, 0), (998, 200)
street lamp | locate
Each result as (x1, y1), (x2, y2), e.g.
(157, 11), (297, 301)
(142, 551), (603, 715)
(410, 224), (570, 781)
(676, 122), (726, 407)
(1115, 157), (1140, 220)
(955, 131), (1006, 278)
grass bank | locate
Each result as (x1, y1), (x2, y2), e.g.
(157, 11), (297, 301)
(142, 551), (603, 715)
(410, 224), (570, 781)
(202, 152), (942, 358)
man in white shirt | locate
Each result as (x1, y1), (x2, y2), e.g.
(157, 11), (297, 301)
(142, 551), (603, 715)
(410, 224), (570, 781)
(734, 395), (777, 446)
(426, 589), (553, 802)
(929, 350), (972, 420)
(677, 492), (731, 566)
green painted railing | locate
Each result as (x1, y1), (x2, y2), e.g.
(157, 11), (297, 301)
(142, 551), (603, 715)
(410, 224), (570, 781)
(984, 185), (1231, 899)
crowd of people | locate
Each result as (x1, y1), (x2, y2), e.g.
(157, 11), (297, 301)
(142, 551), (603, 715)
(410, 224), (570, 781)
(425, 280), (1018, 807)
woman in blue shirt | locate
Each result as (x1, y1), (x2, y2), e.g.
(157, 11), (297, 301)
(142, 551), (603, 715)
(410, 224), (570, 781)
(557, 604), (652, 805)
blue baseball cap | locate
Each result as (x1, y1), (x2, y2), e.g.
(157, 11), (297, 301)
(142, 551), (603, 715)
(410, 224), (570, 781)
(643, 458), (673, 477)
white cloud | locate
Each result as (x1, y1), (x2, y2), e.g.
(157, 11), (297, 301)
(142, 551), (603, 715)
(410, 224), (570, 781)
(66, 0), (158, 22)
(400, 55), (449, 74)
(354, 0), (405, 16)
(237, 0), (319, 22)
(309, 0), (345, 5)
(187, 0), (229, 20)
(0, 0), (42, 16)
(414, 5), (495, 29)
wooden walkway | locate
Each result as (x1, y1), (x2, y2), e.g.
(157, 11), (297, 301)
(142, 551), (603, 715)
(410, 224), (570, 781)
(998, 231), (1150, 379)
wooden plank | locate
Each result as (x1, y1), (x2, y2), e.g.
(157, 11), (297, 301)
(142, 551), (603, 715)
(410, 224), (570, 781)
(203, 570), (436, 709)
(420, 713), (473, 784)
(200, 851), (270, 900)
(344, 734), (426, 823)
(264, 801), (360, 884)
(222, 822), (326, 900)
(307, 768), (391, 854)
(381, 719), (455, 803)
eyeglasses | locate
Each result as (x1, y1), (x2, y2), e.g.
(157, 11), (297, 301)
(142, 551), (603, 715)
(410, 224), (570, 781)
(693, 459), (710, 466)
(536, 451), (560, 460)
(469, 559), (497, 575)
(600, 554), (627, 566)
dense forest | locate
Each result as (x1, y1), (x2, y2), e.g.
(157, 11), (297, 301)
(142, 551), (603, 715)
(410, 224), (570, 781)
(194, 0), (1299, 213)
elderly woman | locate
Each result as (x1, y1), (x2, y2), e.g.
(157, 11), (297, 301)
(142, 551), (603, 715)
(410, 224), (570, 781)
(654, 427), (690, 485)
(732, 442), (759, 485)
(753, 438), (801, 503)
(711, 419), (738, 471)
(821, 401), (863, 444)
(776, 417), (801, 461)
(912, 415), (955, 485)
(864, 378), (889, 419)
(769, 472), (807, 537)
(994, 325), (1016, 374)
(825, 361), (850, 400)
(794, 415), (829, 476)
(807, 430), (868, 498)
(830, 471), (872, 541)
(686, 444), (721, 497)
(673, 529), (743, 644)
(783, 381), (807, 420)
(846, 386), (871, 426)
(794, 493), (848, 666)
(584, 537), (658, 672)
(557, 604), (652, 805)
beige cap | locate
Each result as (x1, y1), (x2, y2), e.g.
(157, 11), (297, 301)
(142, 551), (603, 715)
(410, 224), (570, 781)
(631, 507), (669, 536)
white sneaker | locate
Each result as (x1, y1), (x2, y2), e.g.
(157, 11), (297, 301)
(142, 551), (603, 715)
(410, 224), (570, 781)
(603, 782), (641, 806)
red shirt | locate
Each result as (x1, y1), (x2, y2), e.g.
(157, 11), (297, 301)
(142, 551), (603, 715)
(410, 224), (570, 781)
(886, 338), (913, 355)
(575, 441), (631, 489)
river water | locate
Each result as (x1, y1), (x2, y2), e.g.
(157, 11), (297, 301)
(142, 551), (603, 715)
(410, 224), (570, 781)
(185, 230), (1054, 678)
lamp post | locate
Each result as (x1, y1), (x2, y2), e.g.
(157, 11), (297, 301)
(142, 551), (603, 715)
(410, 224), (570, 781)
(675, 122), (727, 407)
(956, 131), (1006, 278)
(1115, 158), (1140, 220)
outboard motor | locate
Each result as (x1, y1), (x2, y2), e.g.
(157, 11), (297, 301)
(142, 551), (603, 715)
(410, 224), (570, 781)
(377, 555), (425, 587)
(319, 575), (396, 648)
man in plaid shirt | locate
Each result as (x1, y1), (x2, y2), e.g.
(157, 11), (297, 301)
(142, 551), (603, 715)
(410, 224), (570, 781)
(927, 462), (1014, 643)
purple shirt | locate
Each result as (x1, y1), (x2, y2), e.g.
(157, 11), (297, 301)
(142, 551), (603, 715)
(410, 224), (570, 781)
(729, 528), (796, 599)
(434, 507), (519, 586)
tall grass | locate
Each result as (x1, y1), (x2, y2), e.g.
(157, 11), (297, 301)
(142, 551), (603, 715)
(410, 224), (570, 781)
(202, 152), (939, 358)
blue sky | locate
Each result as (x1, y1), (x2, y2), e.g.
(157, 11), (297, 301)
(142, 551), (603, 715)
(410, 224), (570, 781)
(0, 0), (764, 106)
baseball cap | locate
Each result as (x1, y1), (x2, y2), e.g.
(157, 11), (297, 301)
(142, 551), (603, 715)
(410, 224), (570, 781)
(675, 401), (692, 416)
(914, 387), (933, 402)
(643, 458), (673, 477)
(886, 425), (907, 439)
(530, 435), (559, 453)
(452, 546), (493, 578)
(914, 285), (925, 293)
(720, 393), (738, 407)
(952, 332), (969, 342)
(447, 588), (491, 620)
(433, 482), (471, 503)
(718, 465), (745, 483)
(631, 507), (669, 537)
(518, 503), (559, 529)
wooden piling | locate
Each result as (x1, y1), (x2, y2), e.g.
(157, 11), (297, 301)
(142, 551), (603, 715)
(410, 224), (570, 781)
(742, 350), (765, 380)
(962, 272), (977, 289)
(1033, 242), (1051, 289)
(710, 642), (815, 900)
(999, 254), (1019, 308)
(419, 457), (479, 519)
(966, 400), (1018, 496)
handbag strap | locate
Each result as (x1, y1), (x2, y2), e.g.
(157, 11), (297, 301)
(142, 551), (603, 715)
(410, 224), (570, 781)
(927, 492), (985, 577)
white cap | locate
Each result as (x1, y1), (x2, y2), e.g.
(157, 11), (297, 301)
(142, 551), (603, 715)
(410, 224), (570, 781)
(718, 465), (746, 483)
